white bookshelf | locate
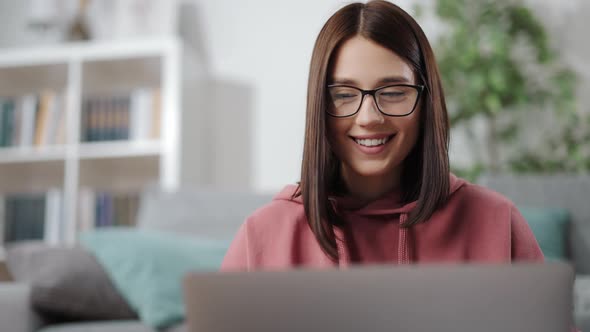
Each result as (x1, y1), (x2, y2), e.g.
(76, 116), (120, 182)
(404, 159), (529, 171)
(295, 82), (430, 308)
(78, 140), (162, 159)
(0, 37), (184, 249)
(0, 146), (67, 163)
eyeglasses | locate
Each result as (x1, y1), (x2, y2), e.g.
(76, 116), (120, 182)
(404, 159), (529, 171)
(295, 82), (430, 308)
(326, 84), (425, 118)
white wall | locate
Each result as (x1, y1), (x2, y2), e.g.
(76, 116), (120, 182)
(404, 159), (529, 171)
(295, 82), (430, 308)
(180, 0), (338, 192)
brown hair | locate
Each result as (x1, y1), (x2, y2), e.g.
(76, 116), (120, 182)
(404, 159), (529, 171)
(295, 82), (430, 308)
(297, 0), (450, 260)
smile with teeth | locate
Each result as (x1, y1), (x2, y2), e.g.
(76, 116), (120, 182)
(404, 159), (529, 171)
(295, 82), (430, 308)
(353, 135), (393, 147)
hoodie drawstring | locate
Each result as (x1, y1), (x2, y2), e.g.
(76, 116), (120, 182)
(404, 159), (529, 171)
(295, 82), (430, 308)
(334, 212), (411, 267)
(398, 213), (411, 264)
(335, 227), (349, 268)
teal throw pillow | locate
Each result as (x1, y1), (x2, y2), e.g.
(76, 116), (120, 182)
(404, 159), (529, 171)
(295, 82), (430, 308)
(518, 206), (570, 261)
(80, 227), (229, 329)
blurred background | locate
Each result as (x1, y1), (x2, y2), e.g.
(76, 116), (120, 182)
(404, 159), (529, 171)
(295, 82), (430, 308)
(0, 1), (589, 331)
(0, 0), (587, 241)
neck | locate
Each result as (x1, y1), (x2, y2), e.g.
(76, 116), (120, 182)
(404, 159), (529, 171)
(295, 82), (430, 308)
(340, 166), (402, 203)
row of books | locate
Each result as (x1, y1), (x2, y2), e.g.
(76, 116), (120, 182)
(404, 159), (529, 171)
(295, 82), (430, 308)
(0, 91), (66, 148)
(0, 189), (140, 245)
(1, 189), (61, 245)
(81, 88), (161, 142)
(0, 87), (162, 149)
(78, 189), (140, 232)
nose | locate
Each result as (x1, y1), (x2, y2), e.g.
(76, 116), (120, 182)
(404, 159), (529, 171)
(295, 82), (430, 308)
(355, 94), (385, 127)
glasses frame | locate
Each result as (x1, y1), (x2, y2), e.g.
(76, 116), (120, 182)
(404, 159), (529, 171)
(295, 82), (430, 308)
(326, 83), (425, 118)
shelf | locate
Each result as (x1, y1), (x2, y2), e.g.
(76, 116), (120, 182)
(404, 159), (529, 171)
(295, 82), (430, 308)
(0, 37), (180, 68)
(0, 160), (64, 193)
(0, 64), (67, 96)
(0, 141), (162, 162)
(78, 140), (162, 159)
(0, 146), (67, 164)
(79, 155), (159, 191)
(82, 56), (161, 93)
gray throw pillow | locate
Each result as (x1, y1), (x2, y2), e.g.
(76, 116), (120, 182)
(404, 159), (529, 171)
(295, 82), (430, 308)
(5, 241), (137, 321)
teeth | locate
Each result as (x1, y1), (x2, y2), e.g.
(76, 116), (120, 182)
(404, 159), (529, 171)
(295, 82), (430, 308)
(355, 136), (390, 147)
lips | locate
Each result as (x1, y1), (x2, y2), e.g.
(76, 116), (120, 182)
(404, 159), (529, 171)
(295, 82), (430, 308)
(350, 134), (394, 140)
(350, 134), (396, 147)
(348, 133), (396, 155)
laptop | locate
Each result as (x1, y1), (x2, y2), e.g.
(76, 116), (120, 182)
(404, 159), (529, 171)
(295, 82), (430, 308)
(183, 262), (574, 332)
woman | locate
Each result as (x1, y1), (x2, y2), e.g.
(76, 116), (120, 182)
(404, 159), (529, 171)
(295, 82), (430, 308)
(221, 0), (543, 270)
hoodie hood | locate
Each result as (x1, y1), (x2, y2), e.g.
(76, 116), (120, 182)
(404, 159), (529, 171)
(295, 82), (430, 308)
(272, 174), (467, 267)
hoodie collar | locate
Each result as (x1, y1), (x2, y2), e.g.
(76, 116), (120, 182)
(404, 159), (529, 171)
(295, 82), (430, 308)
(273, 174), (465, 210)
(328, 189), (404, 214)
(273, 173), (467, 267)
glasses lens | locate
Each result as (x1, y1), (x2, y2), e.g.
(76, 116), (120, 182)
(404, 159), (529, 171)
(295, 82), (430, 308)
(376, 85), (419, 116)
(328, 86), (361, 116)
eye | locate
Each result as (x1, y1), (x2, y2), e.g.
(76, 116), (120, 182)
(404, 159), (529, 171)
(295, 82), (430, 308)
(381, 91), (406, 97)
(378, 86), (413, 103)
(329, 87), (360, 103)
(334, 93), (357, 100)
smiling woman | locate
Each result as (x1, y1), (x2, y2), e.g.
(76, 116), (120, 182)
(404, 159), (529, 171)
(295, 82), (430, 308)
(299, 0), (451, 259)
(220, 1), (544, 270)
(327, 36), (424, 203)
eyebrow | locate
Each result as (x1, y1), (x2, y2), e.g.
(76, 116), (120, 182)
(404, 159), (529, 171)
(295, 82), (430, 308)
(330, 75), (412, 86)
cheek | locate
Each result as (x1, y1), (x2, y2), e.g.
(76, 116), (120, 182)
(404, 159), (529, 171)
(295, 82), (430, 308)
(392, 109), (421, 152)
(407, 117), (421, 138)
(326, 119), (352, 159)
(404, 111), (422, 147)
(326, 119), (347, 143)
(326, 120), (336, 145)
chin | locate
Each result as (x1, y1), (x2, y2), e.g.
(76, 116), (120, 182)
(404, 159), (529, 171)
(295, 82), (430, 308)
(349, 161), (397, 177)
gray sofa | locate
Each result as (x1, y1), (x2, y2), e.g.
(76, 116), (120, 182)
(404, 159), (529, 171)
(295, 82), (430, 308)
(0, 188), (274, 332)
(0, 175), (589, 331)
(478, 174), (590, 331)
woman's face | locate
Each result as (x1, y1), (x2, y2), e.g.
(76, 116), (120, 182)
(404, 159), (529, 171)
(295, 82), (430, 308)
(327, 36), (421, 184)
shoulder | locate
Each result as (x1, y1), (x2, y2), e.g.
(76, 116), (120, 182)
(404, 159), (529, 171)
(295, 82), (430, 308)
(221, 185), (307, 271)
(242, 184), (308, 235)
(444, 177), (520, 227)
(451, 178), (516, 211)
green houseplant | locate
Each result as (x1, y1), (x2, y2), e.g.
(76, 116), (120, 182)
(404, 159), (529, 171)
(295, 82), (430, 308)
(430, 0), (580, 179)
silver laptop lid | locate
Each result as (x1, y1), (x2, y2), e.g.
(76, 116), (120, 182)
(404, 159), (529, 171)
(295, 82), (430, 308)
(183, 262), (574, 332)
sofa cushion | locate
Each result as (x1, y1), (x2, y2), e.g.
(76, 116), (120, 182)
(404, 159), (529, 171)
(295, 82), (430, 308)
(80, 228), (228, 329)
(0, 282), (43, 332)
(5, 241), (137, 321)
(518, 207), (570, 260)
(165, 322), (187, 332)
(37, 321), (187, 332)
(37, 320), (155, 332)
(136, 187), (272, 240)
(478, 174), (590, 273)
(575, 276), (590, 332)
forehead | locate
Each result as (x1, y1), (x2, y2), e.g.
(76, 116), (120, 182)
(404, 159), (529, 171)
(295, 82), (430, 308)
(330, 36), (415, 86)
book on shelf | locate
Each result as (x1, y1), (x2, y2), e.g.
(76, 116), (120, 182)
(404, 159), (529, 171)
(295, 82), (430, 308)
(0, 91), (67, 149)
(0, 98), (15, 148)
(78, 189), (140, 232)
(0, 189), (63, 245)
(81, 87), (161, 143)
(0, 189), (139, 246)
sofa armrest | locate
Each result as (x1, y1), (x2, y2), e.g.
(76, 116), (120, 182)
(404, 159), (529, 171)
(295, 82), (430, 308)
(0, 282), (43, 332)
(575, 275), (590, 332)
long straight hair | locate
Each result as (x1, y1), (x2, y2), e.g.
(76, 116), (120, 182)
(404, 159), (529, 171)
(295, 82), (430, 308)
(298, 0), (450, 261)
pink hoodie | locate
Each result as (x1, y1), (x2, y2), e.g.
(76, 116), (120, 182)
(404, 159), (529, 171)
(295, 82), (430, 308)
(221, 174), (544, 271)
